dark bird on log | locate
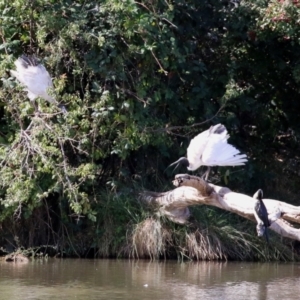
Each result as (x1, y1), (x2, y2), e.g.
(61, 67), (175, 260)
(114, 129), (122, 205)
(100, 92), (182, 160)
(253, 189), (270, 243)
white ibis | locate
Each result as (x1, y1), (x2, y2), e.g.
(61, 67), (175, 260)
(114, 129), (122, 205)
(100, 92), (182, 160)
(169, 124), (247, 179)
(253, 189), (270, 243)
(10, 55), (66, 113)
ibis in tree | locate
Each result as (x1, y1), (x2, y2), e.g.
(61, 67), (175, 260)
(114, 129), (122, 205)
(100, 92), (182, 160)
(253, 189), (270, 243)
(10, 55), (67, 113)
(168, 124), (247, 179)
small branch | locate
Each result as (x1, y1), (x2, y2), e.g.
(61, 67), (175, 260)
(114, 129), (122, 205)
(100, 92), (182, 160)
(151, 50), (168, 75)
(135, 1), (177, 29)
(13, 203), (23, 220)
(29, 0), (35, 53)
(0, 28), (8, 55)
(122, 89), (149, 107)
(161, 18), (178, 29)
(145, 102), (227, 135)
(135, 1), (152, 12)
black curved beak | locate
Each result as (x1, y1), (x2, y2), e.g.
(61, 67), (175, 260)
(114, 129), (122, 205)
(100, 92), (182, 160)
(165, 157), (189, 173)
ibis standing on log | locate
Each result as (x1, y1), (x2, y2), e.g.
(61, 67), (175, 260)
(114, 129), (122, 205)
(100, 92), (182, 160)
(253, 189), (270, 243)
(168, 124), (248, 179)
(10, 55), (67, 113)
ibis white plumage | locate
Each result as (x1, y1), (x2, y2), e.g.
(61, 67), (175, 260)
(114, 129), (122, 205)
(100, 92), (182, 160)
(10, 55), (66, 113)
(169, 124), (247, 179)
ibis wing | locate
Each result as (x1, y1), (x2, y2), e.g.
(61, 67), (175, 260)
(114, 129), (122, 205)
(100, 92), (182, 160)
(12, 59), (54, 102)
(186, 125), (229, 170)
(186, 129), (210, 170)
(255, 200), (270, 227)
(186, 124), (247, 170)
(201, 134), (247, 166)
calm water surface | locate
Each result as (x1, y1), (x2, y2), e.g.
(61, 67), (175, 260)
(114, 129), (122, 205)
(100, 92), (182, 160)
(0, 259), (300, 300)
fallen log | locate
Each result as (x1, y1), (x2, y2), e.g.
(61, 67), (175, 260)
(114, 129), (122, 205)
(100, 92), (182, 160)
(140, 174), (300, 241)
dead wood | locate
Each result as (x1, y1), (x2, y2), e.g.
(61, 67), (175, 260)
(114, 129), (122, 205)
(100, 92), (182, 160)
(140, 174), (300, 241)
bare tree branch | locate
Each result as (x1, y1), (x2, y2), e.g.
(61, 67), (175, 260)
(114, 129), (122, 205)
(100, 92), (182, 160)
(140, 174), (300, 241)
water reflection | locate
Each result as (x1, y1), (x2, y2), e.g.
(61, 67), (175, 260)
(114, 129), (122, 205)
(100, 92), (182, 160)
(0, 259), (300, 300)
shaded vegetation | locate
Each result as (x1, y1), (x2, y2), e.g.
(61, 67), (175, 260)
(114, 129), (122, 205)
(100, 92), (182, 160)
(0, 0), (300, 260)
(127, 214), (296, 261)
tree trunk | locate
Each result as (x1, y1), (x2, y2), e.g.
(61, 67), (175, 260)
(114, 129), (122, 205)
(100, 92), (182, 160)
(140, 174), (300, 241)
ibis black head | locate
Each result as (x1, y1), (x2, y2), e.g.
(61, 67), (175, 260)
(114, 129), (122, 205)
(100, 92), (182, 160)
(253, 189), (263, 201)
(210, 124), (226, 134)
(20, 55), (39, 67)
(167, 157), (189, 173)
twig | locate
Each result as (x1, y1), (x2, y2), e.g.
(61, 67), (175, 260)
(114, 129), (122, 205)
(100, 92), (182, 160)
(29, 0), (35, 53)
(0, 29), (8, 55)
(61, 222), (81, 258)
(135, 1), (177, 29)
(122, 89), (149, 106)
(135, 1), (151, 12)
(58, 138), (79, 206)
(146, 101), (227, 134)
(151, 50), (168, 75)
(13, 203), (23, 220)
(161, 18), (177, 29)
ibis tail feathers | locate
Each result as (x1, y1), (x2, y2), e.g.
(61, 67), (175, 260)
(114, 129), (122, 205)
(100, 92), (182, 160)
(202, 140), (248, 166)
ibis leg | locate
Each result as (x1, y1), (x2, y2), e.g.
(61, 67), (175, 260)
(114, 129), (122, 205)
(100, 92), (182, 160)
(202, 166), (211, 181)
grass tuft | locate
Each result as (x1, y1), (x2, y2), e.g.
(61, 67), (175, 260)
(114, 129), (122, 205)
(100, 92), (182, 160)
(129, 218), (172, 259)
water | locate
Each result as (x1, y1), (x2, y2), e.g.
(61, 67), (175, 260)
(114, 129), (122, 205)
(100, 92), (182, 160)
(0, 259), (300, 300)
